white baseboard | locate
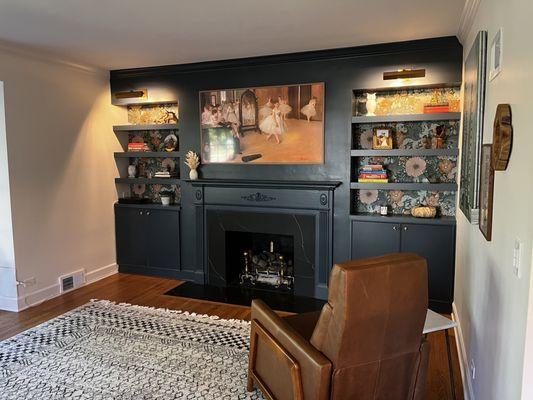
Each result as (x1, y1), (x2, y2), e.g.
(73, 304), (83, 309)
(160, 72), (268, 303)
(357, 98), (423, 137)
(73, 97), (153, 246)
(85, 263), (118, 284)
(0, 295), (19, 312)
(452, 302), (475, 400)
(2, 263), (118, 312)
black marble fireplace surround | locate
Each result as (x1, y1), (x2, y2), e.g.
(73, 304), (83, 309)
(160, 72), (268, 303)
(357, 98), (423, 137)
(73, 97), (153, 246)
(209, 210), (313, 296)
(191, 179), (341, 300)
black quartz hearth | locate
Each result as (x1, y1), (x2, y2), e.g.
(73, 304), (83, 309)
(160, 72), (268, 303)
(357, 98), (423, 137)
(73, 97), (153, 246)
(165, 281), (326, 313)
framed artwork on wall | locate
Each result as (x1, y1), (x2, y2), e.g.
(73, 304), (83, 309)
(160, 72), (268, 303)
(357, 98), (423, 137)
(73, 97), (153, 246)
(199, 83), (325, 164)
(459, 31), (487, 224)
(479, 144), (494, 241)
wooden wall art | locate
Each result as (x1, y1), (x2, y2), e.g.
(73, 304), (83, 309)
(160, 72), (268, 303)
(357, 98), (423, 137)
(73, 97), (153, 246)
(492, 103), (513, 171)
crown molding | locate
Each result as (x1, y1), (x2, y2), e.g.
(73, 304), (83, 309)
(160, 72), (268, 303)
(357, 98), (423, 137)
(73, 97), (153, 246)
(111, 36), (461, 80)
(0, 39), (107, 77)
(458, 0), (482, 43)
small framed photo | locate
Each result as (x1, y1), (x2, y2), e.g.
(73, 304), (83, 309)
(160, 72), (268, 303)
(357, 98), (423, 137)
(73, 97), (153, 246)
(373, 127), (393, 150)
(479, 144), (494, 241)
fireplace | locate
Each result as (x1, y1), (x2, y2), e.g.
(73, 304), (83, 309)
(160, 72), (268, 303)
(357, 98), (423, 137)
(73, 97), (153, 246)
(176, 179), (341, 307)
(226, 231), (295, 292)
(207, 209), (316, 297)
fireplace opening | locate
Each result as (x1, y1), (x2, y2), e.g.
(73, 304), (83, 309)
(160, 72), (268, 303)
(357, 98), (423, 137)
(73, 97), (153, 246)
(225, 231), (294, 293)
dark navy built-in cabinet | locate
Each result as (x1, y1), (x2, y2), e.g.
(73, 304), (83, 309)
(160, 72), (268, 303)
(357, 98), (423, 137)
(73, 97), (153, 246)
(115, 204), (181, 277)
(351, 219), (455, 312)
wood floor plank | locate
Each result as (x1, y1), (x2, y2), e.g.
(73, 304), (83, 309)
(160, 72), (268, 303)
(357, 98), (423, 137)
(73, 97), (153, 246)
(0, 273), (463, 399)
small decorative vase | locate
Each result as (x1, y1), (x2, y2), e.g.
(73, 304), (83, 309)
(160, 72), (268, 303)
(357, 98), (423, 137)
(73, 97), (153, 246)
(366, 93), (377, 116)
(127, 165), (137, 178)
(160, 196), (171, 206)
(189, 169), (198, 180)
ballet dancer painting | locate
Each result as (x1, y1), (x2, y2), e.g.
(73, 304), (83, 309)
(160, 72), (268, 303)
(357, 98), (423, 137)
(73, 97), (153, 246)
(199, 83), (324, 164)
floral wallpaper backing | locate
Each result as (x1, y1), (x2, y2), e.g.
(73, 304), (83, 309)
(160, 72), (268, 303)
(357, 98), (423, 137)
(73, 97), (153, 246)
(356, 156), (457, 183)
(356, 190), (456, 216)
(123, 105), (181, 203)
(354, 120), (459, 150)
(352, 116), (459, 217)
(353, 87), (460, 116)
(127, 103), (179, 124)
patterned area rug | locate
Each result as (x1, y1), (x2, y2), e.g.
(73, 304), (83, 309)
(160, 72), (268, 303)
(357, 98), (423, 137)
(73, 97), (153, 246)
(0, 300), (264, 399)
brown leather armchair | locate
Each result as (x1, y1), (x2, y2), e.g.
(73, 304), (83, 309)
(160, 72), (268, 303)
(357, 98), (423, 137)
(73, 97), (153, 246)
(247, 253), (430, 400)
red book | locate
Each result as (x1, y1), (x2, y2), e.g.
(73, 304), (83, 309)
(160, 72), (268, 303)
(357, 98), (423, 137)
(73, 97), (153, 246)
(424, 105), (450, 114)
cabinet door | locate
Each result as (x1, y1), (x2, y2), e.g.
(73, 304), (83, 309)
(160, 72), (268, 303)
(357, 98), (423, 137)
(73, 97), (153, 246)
(115, 207), (147, 267)
(400, 224), (455, 306)
(351, 221), (401, 260)
(146, 209), (181, 270)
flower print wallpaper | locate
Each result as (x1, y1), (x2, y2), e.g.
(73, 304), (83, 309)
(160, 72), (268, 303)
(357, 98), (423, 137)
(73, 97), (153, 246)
(352, 117), (459, 217)
(354, 120), (459, 150)
(355, 156), (457, 183)
(353, 87), (460, 116)
(127, 103), (179, 124)
(356, 190), (456, 216)
(123, 106), (181, 203)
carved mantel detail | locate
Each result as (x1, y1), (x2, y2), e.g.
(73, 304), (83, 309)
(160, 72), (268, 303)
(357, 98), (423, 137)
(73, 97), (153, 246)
(241, 192), (277, 202)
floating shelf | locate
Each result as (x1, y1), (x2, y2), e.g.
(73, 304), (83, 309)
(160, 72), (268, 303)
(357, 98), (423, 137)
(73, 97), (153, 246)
(115, 178), (181, 185)
(350, 148), (459, 157)
(114, 202), (181, 210)
(113, 123), (179, 132)
(350, 213), (456, 226)
(351, 112), (461, 124)
(350, 182), (457, 191)
(114, 151), (180, 158)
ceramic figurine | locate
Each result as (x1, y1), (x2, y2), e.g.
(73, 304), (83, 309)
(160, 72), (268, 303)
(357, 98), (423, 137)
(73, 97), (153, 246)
(127, 165), (136, 178)
(366, 93), (377, 116)
(435, 124), (446, 149)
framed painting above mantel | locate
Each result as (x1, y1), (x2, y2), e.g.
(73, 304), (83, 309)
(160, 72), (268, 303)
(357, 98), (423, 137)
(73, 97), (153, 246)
(199, 83), (325, 164)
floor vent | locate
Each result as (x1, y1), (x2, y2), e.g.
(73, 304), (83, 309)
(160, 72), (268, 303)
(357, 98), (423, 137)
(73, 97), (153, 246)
(61, 276), (74, 292)
(59, 270), (85, 293)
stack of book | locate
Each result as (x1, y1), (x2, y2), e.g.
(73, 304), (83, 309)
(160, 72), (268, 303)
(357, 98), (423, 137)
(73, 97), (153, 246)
(127, 142), (149, 152)
(358, 165), (388, 183)
(154, 171), (172, 178)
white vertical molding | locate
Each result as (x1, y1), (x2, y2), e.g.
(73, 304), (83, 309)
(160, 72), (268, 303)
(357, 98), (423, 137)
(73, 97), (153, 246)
(458, 0), (482, 44)
(452, 302), (475, 400)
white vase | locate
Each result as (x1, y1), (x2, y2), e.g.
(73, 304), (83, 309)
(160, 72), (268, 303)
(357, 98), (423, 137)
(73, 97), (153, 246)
(366, 93), (377, 116)
(160, 196), (171, 206)
(189, 169), (198, 180)
(127, 165), (137, 178)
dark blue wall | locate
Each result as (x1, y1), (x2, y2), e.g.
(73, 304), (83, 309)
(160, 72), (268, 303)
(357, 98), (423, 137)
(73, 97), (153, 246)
(110, 36), (463, 278)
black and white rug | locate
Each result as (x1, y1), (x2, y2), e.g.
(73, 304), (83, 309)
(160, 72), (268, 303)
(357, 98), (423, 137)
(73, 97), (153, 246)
(0, 300), (264, 399)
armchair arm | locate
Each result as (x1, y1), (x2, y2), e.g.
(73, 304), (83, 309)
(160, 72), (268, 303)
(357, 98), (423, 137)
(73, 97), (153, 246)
(248, 299), (332, 400)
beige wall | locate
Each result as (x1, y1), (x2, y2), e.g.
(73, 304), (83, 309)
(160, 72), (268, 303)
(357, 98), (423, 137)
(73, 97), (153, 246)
(0, 46), (126, 310)
(455, 0), (533, 399)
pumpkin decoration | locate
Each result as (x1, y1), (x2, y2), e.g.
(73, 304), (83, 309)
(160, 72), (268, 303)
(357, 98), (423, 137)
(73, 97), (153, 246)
(411, 206), (437, 219)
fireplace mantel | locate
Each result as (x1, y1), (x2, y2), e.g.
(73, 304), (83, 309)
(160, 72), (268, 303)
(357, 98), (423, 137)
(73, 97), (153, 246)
(189, 178), (340, 299)
(186, 179), (342, 191)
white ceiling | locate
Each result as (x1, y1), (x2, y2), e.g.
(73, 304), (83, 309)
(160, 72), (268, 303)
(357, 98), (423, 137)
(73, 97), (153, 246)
(0, 0), (466, 71)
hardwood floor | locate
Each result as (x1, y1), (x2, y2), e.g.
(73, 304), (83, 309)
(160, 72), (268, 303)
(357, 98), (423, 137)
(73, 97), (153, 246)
(0, 273), (464, 399)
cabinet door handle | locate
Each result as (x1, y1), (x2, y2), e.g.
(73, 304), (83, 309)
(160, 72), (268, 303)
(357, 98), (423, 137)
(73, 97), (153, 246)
(392, 226), (398, 231)
(403, 226), (408, 231)
(139, 210), (143, 216)
(146, 211), (151, 216)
